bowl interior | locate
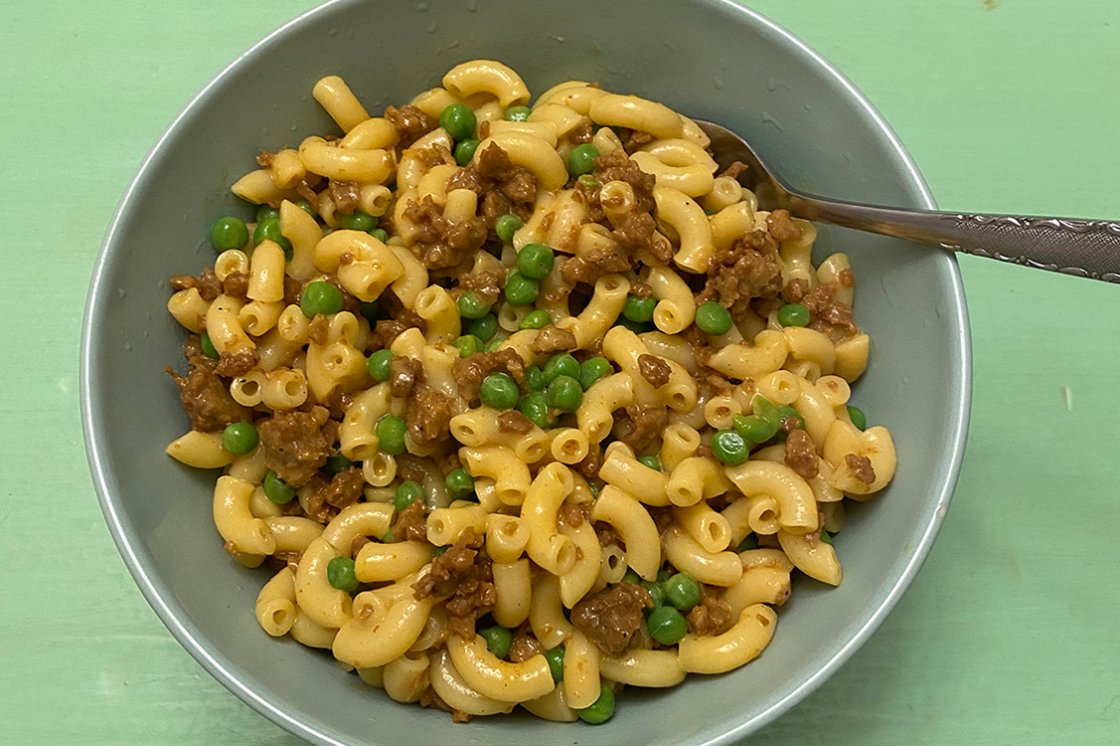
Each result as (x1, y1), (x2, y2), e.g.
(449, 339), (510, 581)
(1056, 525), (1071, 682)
(82, 1), (969, 745)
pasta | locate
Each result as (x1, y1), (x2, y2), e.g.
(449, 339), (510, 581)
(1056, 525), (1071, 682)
(163, 61), (898, 725)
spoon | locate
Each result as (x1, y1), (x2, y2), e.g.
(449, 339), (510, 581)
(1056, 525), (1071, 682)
(696, 120), (1120, 284)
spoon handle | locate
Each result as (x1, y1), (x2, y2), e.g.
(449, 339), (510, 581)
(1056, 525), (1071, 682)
(788, 194), (1120, 283)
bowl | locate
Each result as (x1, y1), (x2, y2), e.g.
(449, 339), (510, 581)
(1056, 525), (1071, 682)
(80, 0), (971, 744)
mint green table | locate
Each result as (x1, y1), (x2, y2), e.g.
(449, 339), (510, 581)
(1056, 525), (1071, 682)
(3, 1), (1118, 743)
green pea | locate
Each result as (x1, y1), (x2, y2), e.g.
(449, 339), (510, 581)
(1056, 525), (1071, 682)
(382, 529), (396, 543)
(622, 569), (641, 585)
(567, 143), (600, 177)
(494, 213), (522, 243)
(221, 422), (258, 455)
(326, 556), (360, 593)
(640, 579), (666, 607)
(777, 303), (810, 327)
(751, 396), (782, 428)
(263, 470), (296, 504)
(587, 481), (601, 497)
(517, 391), (551, 430)
(369, 227), (389, 243)
(294, 199), (317, 218)
(325, 453), (353, 475)
(577, 174), (600, 190)
(776, 405), (806, 434)
(543, 353), (580, 385)
(464, 313), (498, 342)
(847, 405), (867, 431)
(546, 375), (583, 412)
(367, 349), (394, 382)
(517, 242), (555, 280)
(300, 281), (344, 317)
(663, 572), (702, 611)
(210, 216), (249, 252)
(820, 530), (833, 545)
(576, 682), (615, 724)
(445, 468), (475, 500)
(505, 105), (532, 122)
(578, 357), (613, 390)
(340, 210), (377, 232)
(524, 365), (546, 392)
(359, 300), (382, 324)
(478, 625), (513, 659)
(253, 218), (293, 257)
(481, 372), (520, 410)
(711, 429), (748, 466)
(438, 103), (477, 141)
(256, 205), (280, 223)
(457, 290), (491, 320)
(695, 301), (733, 335)
(504, 270), (540, 306)
(455, 334), (484, 358)
(732, 414), (778, 444)
(519, 309), (552, 330)
(544, 645), (565, 681)
(614, 315), (651, 334)
(486, 336), (507, 353)
(454, 138), (479, 167)
(657, 568), (672, 583)
(432, 545), (448, 556)
(199, 332), (219, 359)
(637, 455), (661, 471)
(394, 480), (424, 512)
(647, 605), (688, 645)
(375, 415), (407, 455)
(737, 533), (759, 551)
(622, 294), (656, 323)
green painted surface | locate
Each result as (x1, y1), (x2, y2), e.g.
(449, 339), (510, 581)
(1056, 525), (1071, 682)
(2, 0), (1118, 743)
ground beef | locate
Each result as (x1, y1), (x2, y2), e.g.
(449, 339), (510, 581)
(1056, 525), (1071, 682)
(406, 387), (454, 445)
(530, 325), (577, 354)
(783, 279), (809, 304)
(577, 440), (603, 480)
(570, 583), (652, 656)
(617, 404), (669, 453)
(620, 128), (656, 153)
(283, 276), (303, 305)
(593, 150), (656, 212)
(215, 347), (260, 377)
(508, 625), (544, 663)
(368, 319), (408, 351)
(698, 230), (783, 309)
(392, 501), (428, 542)
(498, 410), (534, 433)
(169, 268), (223, 302)
(413, 528), (496, 639)
(384, 104), (436, 148)
(558, 502), (588, 527)
(308, 314), (331, 346)
(766, 209), (802, 243)
(350, 534), (372, 558)
(456, 270), (505, 306)
(647, 505), (675, 533)
(629, 280), (654, 299)
(687, 585), (734, 637)
(569, 122), (593, 144)
(452, 348), (526, 400)
(447, 143), (538, 226)
(784, 429), (819, 480)
(303, 477), (340, 523)
(595, 523), (623, 548)
(329, 179), (361, 216)
(296, 179), (320, 210)
(257, 406), (337, 488)
(559, 245), (634, 287)
(700, 369), (736, 396)
(222, 271), (250, 300)
(390, 356), (423, 398)
(316, 466), (366, 509)
(610, 211), (657, 257)
(166, 361), (252, 433)
(799, 284), (859, 340)
(718, 161), (749, 181)
(846, 453), (876, 484)
(403, 194), (488, 270)
(637, 354), (671, 389)
(256, 149), (276, 168)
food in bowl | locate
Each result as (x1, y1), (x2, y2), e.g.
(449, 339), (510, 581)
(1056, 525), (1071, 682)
(162, 59), (897, 724)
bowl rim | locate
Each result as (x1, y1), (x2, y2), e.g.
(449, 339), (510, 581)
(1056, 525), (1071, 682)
(79, 0), (972, 743)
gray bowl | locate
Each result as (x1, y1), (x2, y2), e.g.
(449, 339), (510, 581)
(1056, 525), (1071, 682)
(80, 1), (971, 744)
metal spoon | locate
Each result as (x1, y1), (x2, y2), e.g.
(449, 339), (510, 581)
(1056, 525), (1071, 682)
(697, 120), (1120, 283)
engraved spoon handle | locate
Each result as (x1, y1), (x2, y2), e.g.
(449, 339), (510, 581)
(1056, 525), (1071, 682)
(788, 194), (1120, 283)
